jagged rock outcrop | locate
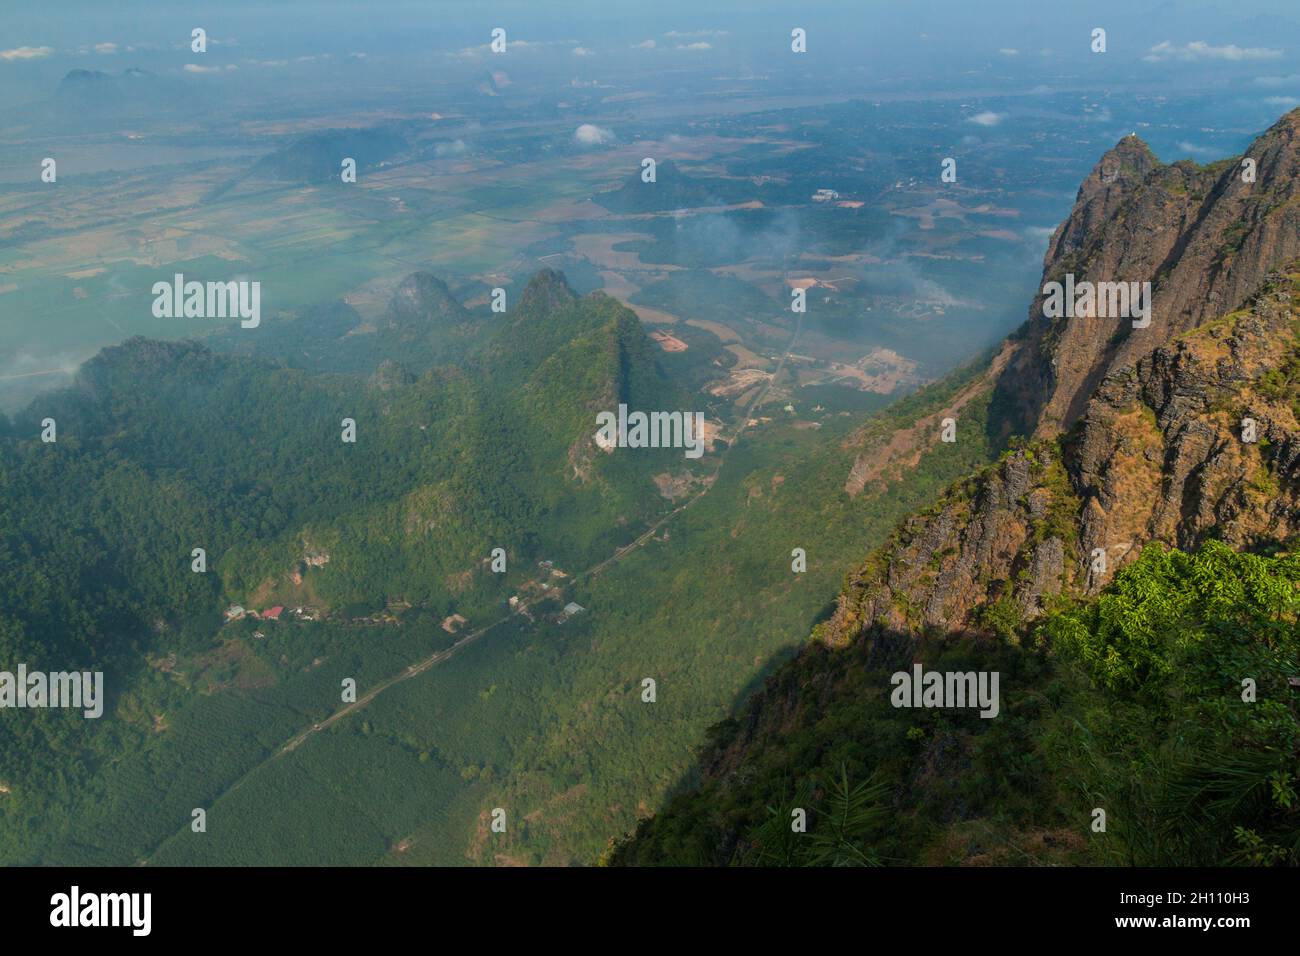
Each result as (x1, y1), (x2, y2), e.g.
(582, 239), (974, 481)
(385, 272), (473, 335)
(998, 108), (1300, 438)
(822, 442), (1080, 645)
(518, 268), (578, 316)
(1072, 273), (1300, 559)
(822, 267), (1300, 647)
(819, 112), (1300, 646)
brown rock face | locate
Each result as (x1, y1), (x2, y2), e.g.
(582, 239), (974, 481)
(998, 108), (1300, 438)
(823, 268), (1300, 648)
(823, 443), (1079, 645)
(1072, 276), (1300, 562)
(821, 107), (1300, 647)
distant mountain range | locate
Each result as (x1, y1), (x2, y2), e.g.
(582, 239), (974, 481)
(249, 127), (411, 184)
(54, 68), (196, 119)
(212, 271), (485, 374)
(596, 159), (764, 213)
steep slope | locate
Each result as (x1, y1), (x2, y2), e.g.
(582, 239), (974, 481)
(612, 537), (1300, 867)
(822, 266), (1299, 646)
(775, 109), (1300, 643)
(999, 108), (1300, 437)
(612, 110), (1300, 867)
(832, 111), (1300, 635)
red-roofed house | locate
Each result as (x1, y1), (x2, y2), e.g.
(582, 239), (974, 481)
(262, 606), (284, 621)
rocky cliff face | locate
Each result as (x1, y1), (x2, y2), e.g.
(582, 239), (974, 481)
(822, 267), (1299, 646)
(1073, 273), (1300, 562)
(818, 110), (1300, 645)
(998, 108), (1300, 438)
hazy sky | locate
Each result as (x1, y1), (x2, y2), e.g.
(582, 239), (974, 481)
(4, 0), (1299, 111)
(3, 0), (1297, 408)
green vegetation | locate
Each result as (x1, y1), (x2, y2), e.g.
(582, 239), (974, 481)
(737, 768), (891, 867)
(0, 270), (695, 863)
(0, 263), (1015, 865)
(612, 541), (1300, 866)
(1045, 541), (1300, 866)
(142, 370), (1005, 866)
(1256, 324), (1300, 420)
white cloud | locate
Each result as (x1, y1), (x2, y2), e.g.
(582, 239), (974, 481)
(1264, 95), (1300, 108)
(434, 139), (468, 157)
(184, 63), (237, 73)
(967, 111), (1005, 127)
(998, 48), (1019, 56)
(94, 42), (119, 55)
(664, 30), (728, 38)
(574, 123), (615, 146)
(173, 36), (236, 51)
(572, 46), (593, 57)
(677, 42), (712, 51)
(452, 37), (576, 58)
(1177, 140), (1219, 158)
(633, 39), (656, 50)
(1, 46), (54, 61)
(1144, 40), (1283, 63)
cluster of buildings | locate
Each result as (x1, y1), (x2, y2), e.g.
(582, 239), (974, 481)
(220, 553), (593, 640)
(498, 559), (590, 625)
(224, 604), (317, 625)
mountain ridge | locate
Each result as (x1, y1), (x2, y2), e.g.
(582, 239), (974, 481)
(611, 108), (1300, 867)
(999, 107), (1300, 438)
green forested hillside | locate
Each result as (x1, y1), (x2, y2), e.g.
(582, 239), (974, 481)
(0, 268), (1014, 864)
(610, 541), (1300, 867)
(0, 269), (700, 861)
(136, 363), (1006, 866)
